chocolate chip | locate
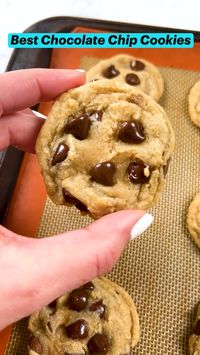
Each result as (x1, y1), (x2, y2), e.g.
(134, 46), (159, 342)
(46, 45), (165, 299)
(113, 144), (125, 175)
(193, 319), (200, 335)
(63, 189), (79, 204)
(130, 60), (145, 71)
(89, 300), (106, 319)
(103, 65), (120, 79)
(90, 161), (116, 186)
(81, 281), (95, 291)
(90, 78), (99, 82)
(62, 188), (88, 212)
(163, 158), (171, 177)
(118, 120), (145, 144)
(48, 299), (57, 309)
(127, 158), (151, 184)
(75, 201), (88, 212)
(66, 319), (88, 339)
(87, 333), (109, 354)
(65, 114), (90, 140)
(51, 143), (69, 166)
(67, 289), (89, 311)
(29, 336), (43, 354)
(89, 110), (103, 121)
(125, 73), (140, 86)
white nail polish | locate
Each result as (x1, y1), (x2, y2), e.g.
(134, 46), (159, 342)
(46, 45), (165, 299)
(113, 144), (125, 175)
(130, 213), (154, 240)
(75, 69), (85, 73)
(32, 110), (47, 119)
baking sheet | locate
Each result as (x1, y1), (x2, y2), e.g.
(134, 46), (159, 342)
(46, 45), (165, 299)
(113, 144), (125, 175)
(5, 61), (200, 354)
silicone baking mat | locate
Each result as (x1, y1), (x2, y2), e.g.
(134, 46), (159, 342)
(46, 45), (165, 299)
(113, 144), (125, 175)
(5, 52), (200, 354)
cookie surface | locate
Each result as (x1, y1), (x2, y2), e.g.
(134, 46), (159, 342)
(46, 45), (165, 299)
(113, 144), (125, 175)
(187, 192), (200, 248)
(188, 80), (200, 127)
(28, 277), (140, 355)
(189, 304), (200, 355)
(86, 54), (164, 101)
(36, 80), (174, 219)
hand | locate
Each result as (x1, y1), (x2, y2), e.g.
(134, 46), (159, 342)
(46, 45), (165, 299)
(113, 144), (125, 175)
(0, 69), (146, 330)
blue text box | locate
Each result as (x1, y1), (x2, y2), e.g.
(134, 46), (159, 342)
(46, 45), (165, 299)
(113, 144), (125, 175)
(8, 33), (194, 49)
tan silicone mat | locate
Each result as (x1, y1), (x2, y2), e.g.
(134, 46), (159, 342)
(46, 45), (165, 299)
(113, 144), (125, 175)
(5, 63), (200, 355)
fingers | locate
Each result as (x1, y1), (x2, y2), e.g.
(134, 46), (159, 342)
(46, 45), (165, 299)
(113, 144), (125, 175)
(0, 109), (44, 152)
(0, 69), (85, 117)
(0, 210), (145, 329)
(0, 69), (85, 151)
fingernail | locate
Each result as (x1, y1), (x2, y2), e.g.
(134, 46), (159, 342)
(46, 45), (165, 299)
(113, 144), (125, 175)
(130, 213), (154, 240)
(32, 110), (47, 120)
(75, 69), (85, 73)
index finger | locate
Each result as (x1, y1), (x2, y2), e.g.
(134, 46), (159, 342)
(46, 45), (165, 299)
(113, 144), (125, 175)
(0, 69), (85, 117)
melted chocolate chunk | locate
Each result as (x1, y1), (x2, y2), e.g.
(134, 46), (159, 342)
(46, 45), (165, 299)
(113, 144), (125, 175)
(127, 158), (151, 184)
(65, 114), (90, 140)
(130, 60), (145, 71)
(81, 281), (95, 291)
(51, 143), (69, 166)
(87, 333), (109, 354)
(62, 189), (88, 212)
(103, 65), (120, 79)
(90, 161), (116, 186)
(67, 289), (89, 311)
(29, 336), (43, 354)
(163, 158), (171, 177)
(125, 73), (140, 86)
(118, 120), (145, 144)
(48, 299), (57, 309)
(193, 319), (200, 335)
(89, 110), (103, 121)
(66, 319), (88, 339)
(89, 300), (106, 319)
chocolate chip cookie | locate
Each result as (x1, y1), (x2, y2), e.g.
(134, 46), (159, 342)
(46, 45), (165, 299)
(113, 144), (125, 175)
(86, 54), (164, 101)
(189, 304), (200, 354)
(187, 192), (200, 248)
(36, 80), (174, 219)
(28, 277), (140, 355)
(188, 80), (200, 127)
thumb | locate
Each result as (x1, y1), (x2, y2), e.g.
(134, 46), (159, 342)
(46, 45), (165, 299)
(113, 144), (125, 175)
(0, 210), (148, 329)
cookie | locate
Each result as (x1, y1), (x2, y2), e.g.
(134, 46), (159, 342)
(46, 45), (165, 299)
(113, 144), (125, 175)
(189, 304), (200, 354)
(36, 80), (174, 219)
(188, 80), (200, 127)
(28, 277), (140, 354)
(187, 192), (200, 248)
(86, 54), (164, 101)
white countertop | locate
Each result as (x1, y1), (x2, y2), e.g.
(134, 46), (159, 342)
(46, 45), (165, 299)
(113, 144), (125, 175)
(1, 0), (200, 73)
